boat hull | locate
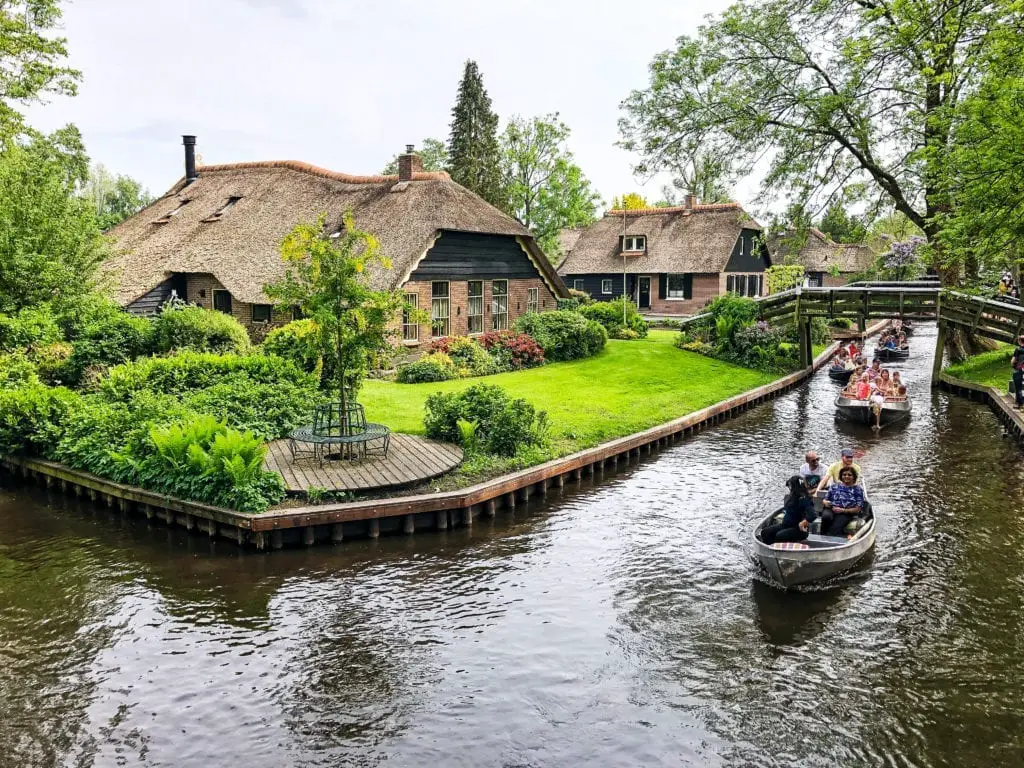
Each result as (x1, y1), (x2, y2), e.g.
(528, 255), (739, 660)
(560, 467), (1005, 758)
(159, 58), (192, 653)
(834, 395), (911, 425)
(874, 347), (910, 362)
(752, 505), (876, 588)
(828, 367), (855, 383)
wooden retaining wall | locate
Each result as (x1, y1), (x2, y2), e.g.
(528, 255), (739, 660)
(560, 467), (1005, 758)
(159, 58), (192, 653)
(937, 373), (1024, 448)
(1, 344), (841, 550)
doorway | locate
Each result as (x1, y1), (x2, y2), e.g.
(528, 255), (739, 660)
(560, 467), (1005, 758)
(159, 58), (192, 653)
(637, 276), (651, 310)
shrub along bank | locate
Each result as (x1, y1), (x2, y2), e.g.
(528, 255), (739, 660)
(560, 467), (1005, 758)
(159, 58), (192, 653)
(0, 301), (319, 513)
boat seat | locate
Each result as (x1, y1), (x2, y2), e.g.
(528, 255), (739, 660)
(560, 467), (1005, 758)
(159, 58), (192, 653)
(806, 533), (849, 545)
(770, 542), (809, 550)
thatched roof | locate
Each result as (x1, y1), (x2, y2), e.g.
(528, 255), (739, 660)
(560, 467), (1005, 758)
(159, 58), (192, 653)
(556, 203), (762, 276)
(105, 160), (562, 305)
(769, 228), (875, 273)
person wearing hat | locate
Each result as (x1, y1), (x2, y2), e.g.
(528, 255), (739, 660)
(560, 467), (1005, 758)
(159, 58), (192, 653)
(815, 448), (862, 494)
(760, 475), (817, 545)
(1012, 335), (1024, 409)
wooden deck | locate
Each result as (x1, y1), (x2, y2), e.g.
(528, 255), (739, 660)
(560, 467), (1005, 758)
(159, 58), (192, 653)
(264, 433), (463, 493)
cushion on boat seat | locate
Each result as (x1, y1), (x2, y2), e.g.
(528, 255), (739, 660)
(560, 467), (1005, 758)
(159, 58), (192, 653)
(772, 513), (785, 524)
(770, 542), (810, 550)
(845, 518), (867, 534)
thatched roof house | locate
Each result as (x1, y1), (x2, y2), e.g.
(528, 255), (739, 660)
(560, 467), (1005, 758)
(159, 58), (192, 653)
(106, 138), (566, 342)
(768, 228), (875, 286)
(557, 199), (769, 316)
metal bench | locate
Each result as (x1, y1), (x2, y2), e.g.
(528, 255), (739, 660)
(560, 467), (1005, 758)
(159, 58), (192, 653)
(288, 402), (390, 465)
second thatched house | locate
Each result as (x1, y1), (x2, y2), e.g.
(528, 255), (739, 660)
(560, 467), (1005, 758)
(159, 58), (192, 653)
(768, 228), (876, 287)
(105, 137), (567, 344)
(557, 198), (769, 316)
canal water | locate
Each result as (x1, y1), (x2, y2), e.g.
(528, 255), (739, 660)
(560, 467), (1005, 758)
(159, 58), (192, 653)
(2, 325), (1023, 767)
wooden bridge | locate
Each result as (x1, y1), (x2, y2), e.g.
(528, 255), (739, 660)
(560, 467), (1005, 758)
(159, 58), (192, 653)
(681, 280), (1024, 380)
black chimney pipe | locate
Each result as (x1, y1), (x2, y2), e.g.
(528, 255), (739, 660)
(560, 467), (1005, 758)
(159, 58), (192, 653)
(182, 135), (197, 185)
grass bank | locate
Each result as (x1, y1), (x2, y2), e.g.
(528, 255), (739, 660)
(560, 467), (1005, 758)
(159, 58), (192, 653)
(360, 331), (816, 486)
(945, 345), (1012, 389)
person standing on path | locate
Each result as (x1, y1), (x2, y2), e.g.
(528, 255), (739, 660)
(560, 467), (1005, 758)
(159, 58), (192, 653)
(1012, 335), (1024, 409)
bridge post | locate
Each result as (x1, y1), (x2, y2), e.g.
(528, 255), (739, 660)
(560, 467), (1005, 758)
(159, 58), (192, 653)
(798, 319), (812, 368)
(931, 321), (948, 386)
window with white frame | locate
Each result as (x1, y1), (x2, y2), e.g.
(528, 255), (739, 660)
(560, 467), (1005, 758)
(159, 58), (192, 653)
(527, 287), (539, 313)
(623, 235), (646, 251)
(467, 281), (484, 334)
(573, 279), (584, 291)
(431, 282), (449, 337)
(491, 280), (508, 330)
(601, 279), (613, 295)
(402, 292), (419, 341)
(666, 274), (690, 299)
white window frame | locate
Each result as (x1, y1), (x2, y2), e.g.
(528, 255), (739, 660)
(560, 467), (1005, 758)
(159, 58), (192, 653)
(467, 281), (484, 334)
(623, 235), (646, 251)
(402, 292), (419, 342)
(526, 287), (539, 313)
(601, 279), (613, 295)
(251, 303), (272, 323)
(666, 273), (689, 300)
(573, 279), (584, 291)
(491, 280), (509, 330)
(431, 281), (450, 338)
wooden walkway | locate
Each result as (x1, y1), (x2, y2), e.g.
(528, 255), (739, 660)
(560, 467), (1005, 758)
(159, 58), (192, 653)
(264, 433), (463, 493)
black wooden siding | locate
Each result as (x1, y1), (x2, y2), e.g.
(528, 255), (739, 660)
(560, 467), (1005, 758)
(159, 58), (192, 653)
(408, 231), (542, 281)
(724, 228), (770, 273)
(125, 275), (186, 316)
(564, 273), (635, 300)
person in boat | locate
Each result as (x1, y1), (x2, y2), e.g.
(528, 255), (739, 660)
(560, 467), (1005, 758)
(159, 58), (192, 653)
(815, 448), (862, 493)
(891, 371), (904, 392)
(852, 372), (872, 400)
(888, 383), (908, 401)
(883, 336), (898, 350)
(761, 475), (817, 545)
(799, 451), (823, 490)
(847, 341), (859, 358)
(1012, 334), (1024, 410)
(844, 355), (857, 371)
(867, 359), (882, 380)
(869, 374), (888, 430)
(874, 369), (893, 395)
(821, 466), (866, 537)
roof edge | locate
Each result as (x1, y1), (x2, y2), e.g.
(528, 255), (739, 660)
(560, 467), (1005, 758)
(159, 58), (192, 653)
(606, 202), (743, 216)
(194, 160), (451, 185)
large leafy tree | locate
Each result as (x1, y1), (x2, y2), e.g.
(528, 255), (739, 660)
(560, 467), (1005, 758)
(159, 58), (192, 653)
(500, 113), (601, 260)
(0, 126), (107, 313)
(658, 152), (733, 205)
(446, 60), (504, 209)
(610, 192), (649, 210)
(82, 164), (154, 230)
(265, 212), (407, 419)
(0, 0), (81, 139)
(381, 138), (448, 175)
(620, 0), (1015, 285)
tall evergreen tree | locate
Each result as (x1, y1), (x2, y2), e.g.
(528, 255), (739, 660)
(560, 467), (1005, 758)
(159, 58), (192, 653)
(446, 61), (504, 209)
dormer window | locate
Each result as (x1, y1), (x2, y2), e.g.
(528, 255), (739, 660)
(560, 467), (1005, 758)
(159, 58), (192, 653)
(622, 235), (646, 252)
(202, 197), (241, 223)
(151, 198), (190, 224)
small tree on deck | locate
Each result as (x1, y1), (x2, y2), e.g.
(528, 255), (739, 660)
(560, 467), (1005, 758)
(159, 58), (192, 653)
(266, 212), (408, 423)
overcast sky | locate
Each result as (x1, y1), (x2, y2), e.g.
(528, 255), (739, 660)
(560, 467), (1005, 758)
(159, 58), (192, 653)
(29, 0), (748, 209)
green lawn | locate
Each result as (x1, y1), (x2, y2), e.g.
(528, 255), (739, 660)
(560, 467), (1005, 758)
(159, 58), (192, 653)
(361, 330), (776, 465)
(945, 345), (1012, 388)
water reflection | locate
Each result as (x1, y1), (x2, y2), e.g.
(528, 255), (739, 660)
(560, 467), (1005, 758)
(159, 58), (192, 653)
(3, 325), (1024, 766)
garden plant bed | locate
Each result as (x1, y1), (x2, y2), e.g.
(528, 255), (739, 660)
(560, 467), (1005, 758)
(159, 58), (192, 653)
(1, 338), (840, 549)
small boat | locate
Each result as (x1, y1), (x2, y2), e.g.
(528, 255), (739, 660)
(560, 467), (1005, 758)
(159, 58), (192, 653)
(834, 393), (912, 426)
(752, 496), (876, 588)
(874, 346), (910, 361)
(828, 366), (856, 383)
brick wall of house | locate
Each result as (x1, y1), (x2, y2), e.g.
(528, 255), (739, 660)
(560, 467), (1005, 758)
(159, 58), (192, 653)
(399, 277), (557, 347)
(822, 273), (852, 288)
(647, 274), (721, 316)
(184, 273), (290, 342)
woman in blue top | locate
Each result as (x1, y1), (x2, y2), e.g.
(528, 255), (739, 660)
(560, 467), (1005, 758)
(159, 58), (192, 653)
(760, 475), (816, 545)
(822, 466), (865, 536)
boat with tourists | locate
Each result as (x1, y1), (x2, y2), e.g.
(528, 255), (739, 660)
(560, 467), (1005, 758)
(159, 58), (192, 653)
(835, 392), (912, 426)
(874, 345), (910, 362)
(828, 366), (856, 383)
(752, 489), (875, 588)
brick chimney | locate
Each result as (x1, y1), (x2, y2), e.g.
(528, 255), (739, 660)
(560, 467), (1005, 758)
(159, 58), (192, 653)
(397, 144), (423, 182)
(684, 193), (697, 210)
(183, 135), (198, 185)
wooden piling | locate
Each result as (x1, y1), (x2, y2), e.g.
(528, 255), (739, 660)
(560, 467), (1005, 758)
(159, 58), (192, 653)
(331, 523), (345, 543)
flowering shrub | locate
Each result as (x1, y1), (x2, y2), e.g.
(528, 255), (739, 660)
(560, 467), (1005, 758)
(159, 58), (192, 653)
(883, 236), (926, 280)
(478, 331), (545, 370)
